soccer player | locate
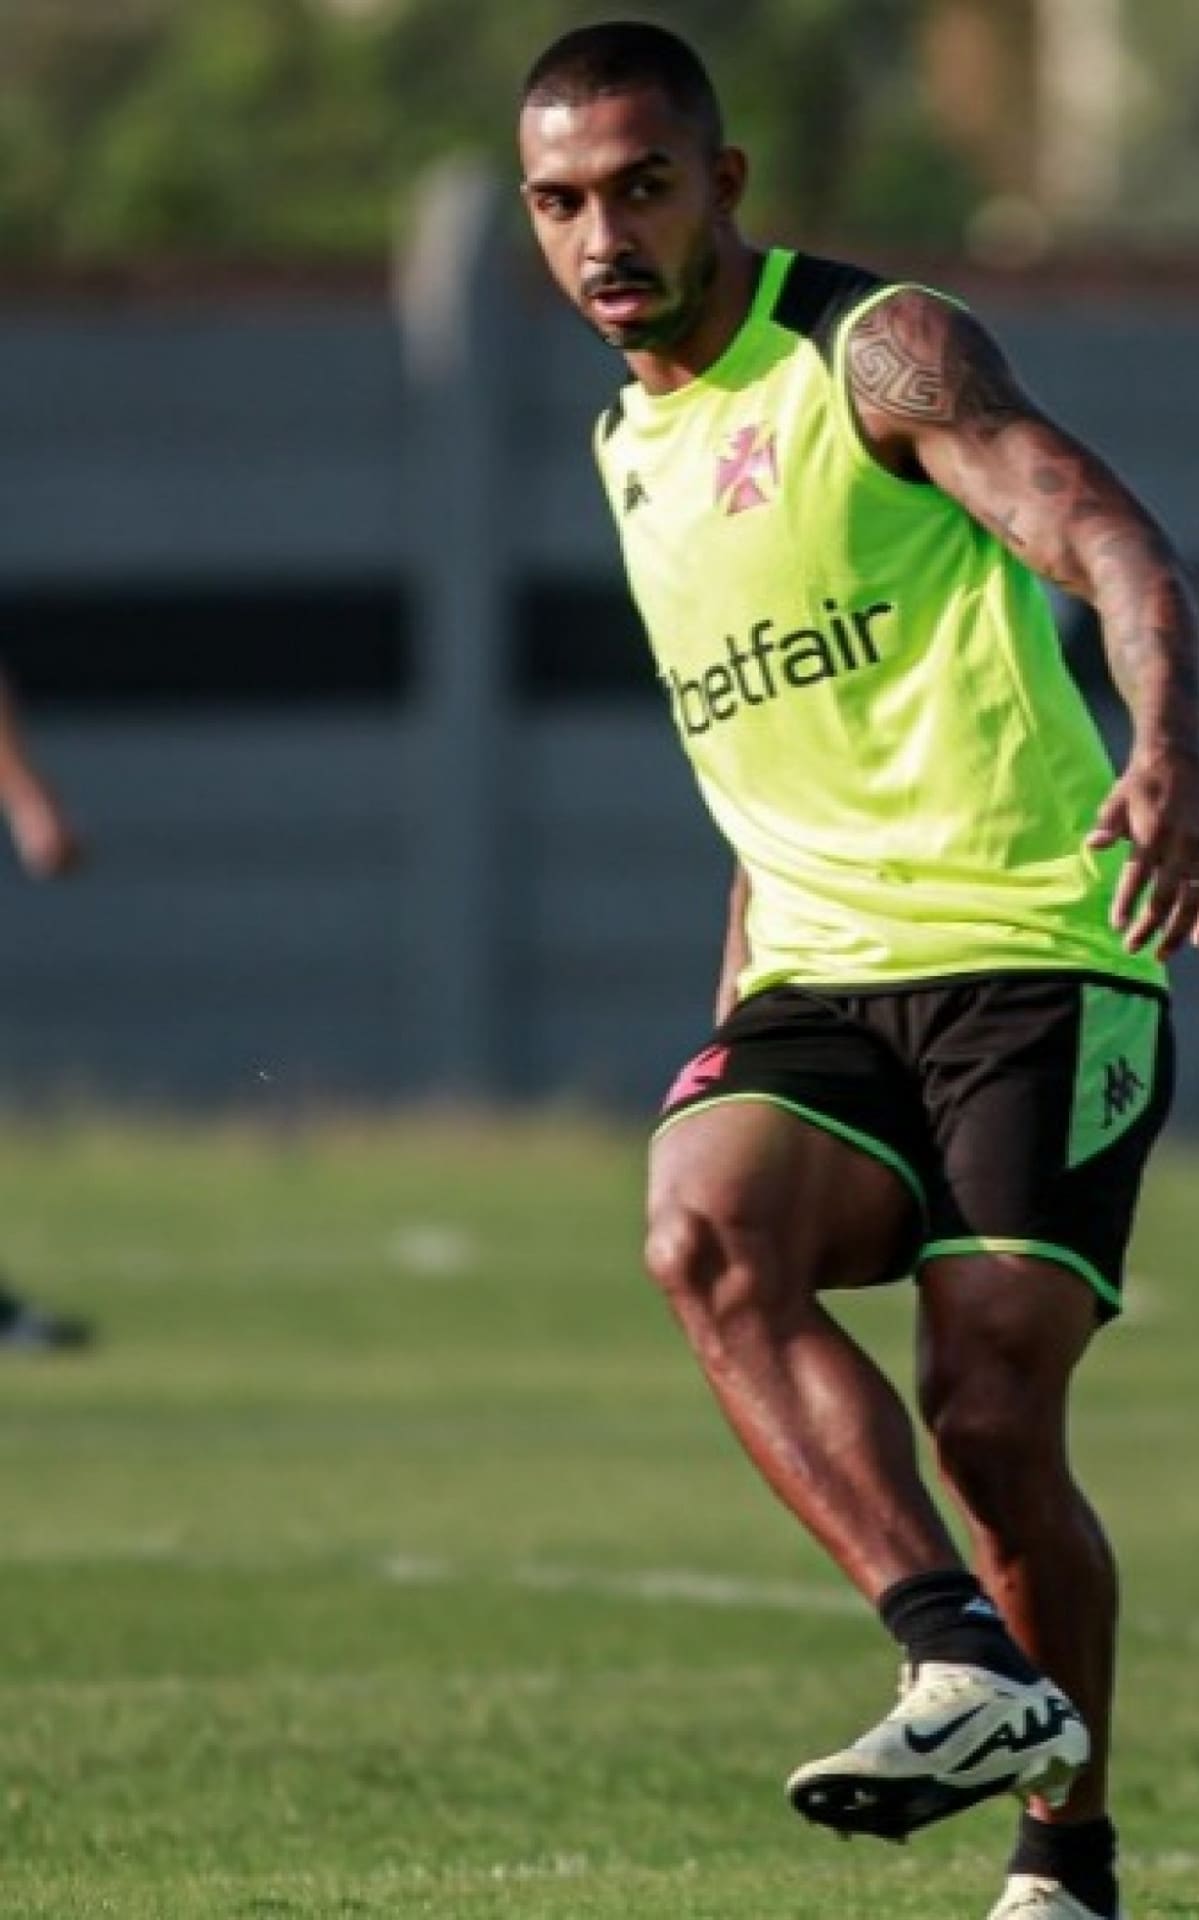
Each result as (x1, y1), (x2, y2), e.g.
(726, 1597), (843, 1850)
(0, 671), (92, 1350)
(518, 22), (1197, 1920)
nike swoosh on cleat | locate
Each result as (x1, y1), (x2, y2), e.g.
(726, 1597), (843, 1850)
(903, 1705), (988, 1754)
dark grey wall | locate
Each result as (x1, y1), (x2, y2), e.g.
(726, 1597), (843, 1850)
(1, 179), (1197, 1114)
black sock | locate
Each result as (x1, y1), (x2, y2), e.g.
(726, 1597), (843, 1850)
(878, 1569), (1040, 1683)
(1009, 1811), (1119, 1919)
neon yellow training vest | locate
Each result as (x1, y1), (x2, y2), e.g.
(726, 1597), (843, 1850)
(593, 247), (1166, 998)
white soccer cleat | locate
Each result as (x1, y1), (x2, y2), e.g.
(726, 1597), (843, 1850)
(786, 1661), (1089, 1841)
(986, 1875), (1125, 1919)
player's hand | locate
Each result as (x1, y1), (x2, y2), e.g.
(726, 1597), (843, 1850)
(7, 791), (85, 879)
(1087, 743), (1199, 958)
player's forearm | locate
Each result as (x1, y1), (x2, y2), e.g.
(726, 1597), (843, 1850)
(935, 416), (1199, 751)
(715, 862), (750, 1025)
(1080, 521), (1199, 756)
(938, 420), (1199, 757)
(962, 430), (1199, 753)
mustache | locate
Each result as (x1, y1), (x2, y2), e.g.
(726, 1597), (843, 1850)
(582, 268), (661, 298)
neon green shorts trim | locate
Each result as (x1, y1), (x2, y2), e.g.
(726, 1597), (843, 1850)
(654, 1088), (928, 1214)
(656, 974), (1174, 1319)
(918, 1236), (1120, 1314)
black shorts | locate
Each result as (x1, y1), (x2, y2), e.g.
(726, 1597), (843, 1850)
(656, 974), (1174, 1318)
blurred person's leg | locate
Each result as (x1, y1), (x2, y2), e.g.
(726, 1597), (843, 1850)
(0, 1282), (93, 1352)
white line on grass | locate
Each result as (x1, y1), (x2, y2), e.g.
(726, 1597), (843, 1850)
(0, 1225), (477, 1280)
(372, 1552), (455, 1584)
(1125, 1851), (1199, 1878)
(481, 1854), (591, 1884)
(386, 1224), (477, 1276)
(381, 1554), (865, 1615)
(0, 1535), (866, 1617)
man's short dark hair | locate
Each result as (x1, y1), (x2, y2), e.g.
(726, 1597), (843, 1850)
(521, 20), (723, 153)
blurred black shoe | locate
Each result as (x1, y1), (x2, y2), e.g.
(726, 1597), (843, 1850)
(0, 1286), (94, 1352)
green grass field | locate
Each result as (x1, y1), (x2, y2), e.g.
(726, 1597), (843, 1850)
(0, 1114), (1195, 1919)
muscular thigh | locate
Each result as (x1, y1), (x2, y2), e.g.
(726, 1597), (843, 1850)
(650, 1100), (914, 1291)
(645, 990), (926, 1290)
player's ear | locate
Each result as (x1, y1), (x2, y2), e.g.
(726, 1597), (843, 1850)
(713, 146), (748, 220)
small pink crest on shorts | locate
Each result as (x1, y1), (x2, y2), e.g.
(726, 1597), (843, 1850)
(663, 1044), (731, 1110)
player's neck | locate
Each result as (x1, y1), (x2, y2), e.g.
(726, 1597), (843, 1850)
(624, 239), (764, 395)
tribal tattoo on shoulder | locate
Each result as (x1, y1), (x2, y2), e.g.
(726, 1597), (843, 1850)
(846, 290), (1199, 741)
(847, 295), (1021, 438)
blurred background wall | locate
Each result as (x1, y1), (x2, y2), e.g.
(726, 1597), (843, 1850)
(0, 0), (1197, 1114)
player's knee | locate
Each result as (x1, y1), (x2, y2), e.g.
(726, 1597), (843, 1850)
(644, 1204), (707, 1297)
(643, 1200), (776, 1321)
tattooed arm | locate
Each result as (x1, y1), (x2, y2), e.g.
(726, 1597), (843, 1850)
(846, 289), (1199, 958)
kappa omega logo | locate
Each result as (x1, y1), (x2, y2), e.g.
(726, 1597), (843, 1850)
(715, 423), (778, 515)
(667, 598), (895, 737)
(623, 470), (649, 514)
(1102, 1054), (1145, 1129)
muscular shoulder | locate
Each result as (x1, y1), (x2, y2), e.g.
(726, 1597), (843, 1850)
(844, 287), (1029, 467)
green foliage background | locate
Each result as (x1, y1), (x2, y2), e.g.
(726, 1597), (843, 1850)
(0, 0), (1195, 264)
